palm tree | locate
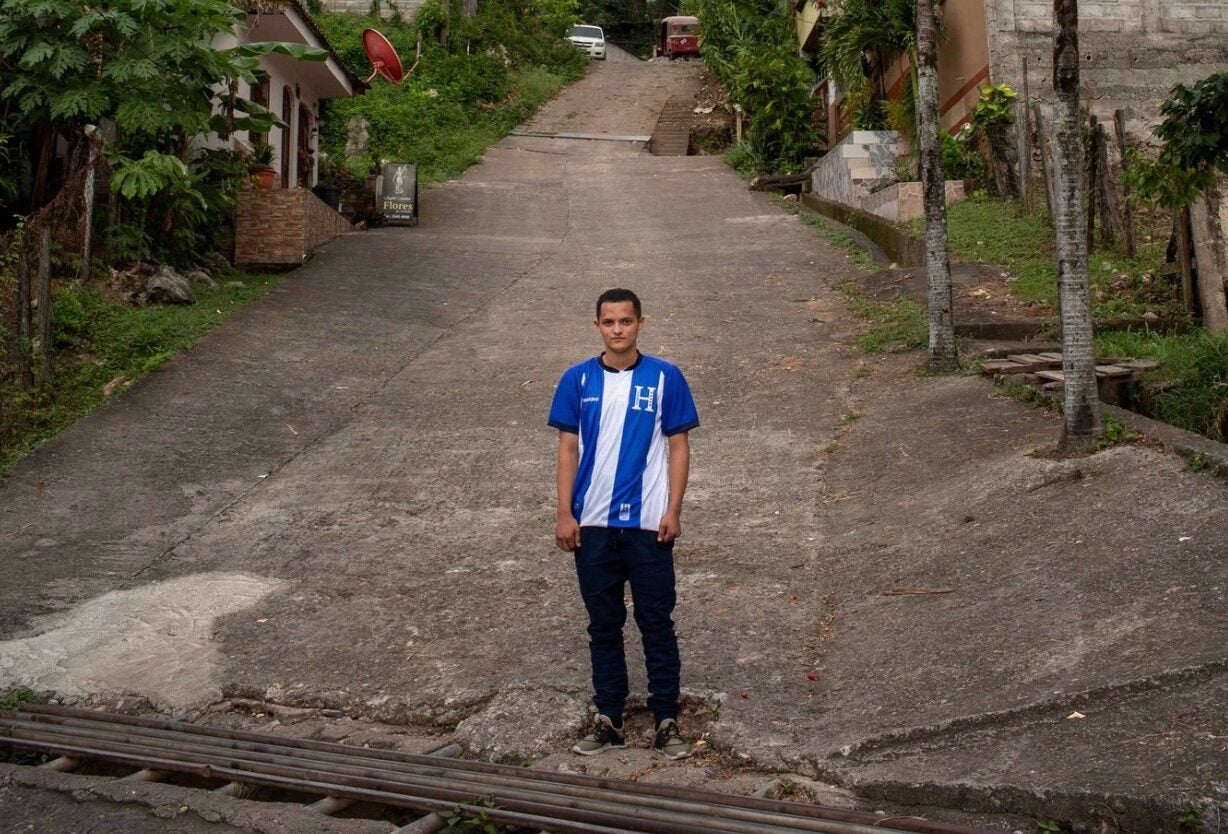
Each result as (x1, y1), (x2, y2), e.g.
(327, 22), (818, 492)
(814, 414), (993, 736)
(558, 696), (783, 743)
(1051, 0), (1102, 450)
(818, 0), (918, 133)
(915, 0), (956, 368)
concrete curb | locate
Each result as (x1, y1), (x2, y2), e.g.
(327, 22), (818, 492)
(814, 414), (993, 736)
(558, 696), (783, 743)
(1102, 403), (1228, 475)
(991, 376), (1228, 475)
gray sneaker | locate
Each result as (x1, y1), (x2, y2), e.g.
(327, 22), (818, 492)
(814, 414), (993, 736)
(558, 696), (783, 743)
(653, 718), (692, 760)
(571, 715), (626, 755)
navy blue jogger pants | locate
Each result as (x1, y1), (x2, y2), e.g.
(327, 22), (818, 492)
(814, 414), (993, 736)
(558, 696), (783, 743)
(574, 526), (680, 725)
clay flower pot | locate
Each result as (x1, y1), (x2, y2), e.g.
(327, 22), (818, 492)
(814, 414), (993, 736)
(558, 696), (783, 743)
(252, 167), (278, 189)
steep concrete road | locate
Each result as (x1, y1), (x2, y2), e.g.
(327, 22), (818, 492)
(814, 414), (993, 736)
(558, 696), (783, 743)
(0, 57), (862, 737)
(2, 57), (1225, 829)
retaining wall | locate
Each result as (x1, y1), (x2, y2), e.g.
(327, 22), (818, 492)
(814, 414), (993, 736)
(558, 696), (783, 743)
(235, 188), (353, 266)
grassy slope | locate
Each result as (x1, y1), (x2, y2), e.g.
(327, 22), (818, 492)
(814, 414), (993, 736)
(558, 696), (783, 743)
(1, 272), (282, 474)
(936, 193), (1181, 320)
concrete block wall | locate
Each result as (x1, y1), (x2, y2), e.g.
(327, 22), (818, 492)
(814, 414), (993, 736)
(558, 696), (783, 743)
(235, 188), (353, 266)
(860, 180), (968, 223)
(984, 0), (1228, 132)
(317, 0), (427, 18)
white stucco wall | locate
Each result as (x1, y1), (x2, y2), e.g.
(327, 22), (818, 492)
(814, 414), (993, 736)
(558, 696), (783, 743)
(200, 10), (354, 189)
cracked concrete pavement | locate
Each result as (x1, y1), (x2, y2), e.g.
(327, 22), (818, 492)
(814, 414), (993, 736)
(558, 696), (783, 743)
(1, 58), (1225, 830)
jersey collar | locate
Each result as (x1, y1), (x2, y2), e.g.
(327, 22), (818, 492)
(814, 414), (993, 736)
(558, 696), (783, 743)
(598, 351), (643, 373)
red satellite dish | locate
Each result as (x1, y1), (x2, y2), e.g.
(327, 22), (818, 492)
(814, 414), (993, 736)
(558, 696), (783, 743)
(362, 28), (409, 84)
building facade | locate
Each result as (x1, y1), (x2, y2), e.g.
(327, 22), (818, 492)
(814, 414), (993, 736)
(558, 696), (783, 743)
(209, 1), (360, 189)
(798, 0), (1228, 145)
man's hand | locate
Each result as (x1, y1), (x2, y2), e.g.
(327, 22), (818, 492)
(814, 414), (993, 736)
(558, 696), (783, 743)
(555, 515), (581, 552)
(657, 510), (681, 543)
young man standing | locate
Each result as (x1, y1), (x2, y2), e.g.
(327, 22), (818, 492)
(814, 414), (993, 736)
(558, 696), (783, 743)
(548, 288), (699, 760)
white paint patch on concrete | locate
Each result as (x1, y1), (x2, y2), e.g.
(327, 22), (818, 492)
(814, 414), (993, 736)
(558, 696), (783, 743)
(0, 573), (285, 709)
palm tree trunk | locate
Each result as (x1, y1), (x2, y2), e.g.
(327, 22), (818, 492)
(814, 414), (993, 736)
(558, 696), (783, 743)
(916, 0), (956, 369)
(1052, 0), (1101, 451)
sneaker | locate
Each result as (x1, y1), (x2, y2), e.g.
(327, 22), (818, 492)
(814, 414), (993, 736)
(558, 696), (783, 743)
(571, 714), (626, 755)
(653, 718), (692, 760)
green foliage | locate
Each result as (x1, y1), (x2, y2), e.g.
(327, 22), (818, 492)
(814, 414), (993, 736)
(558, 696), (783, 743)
(440, 798), (505, 834)
(1094, 416), (1140, 449)
(110, 151), (195, 202)
(574, 0), (652, 56)
(941, 128), (987, 188)
(1127, 72), (1228, 208)
(2, 272), (279, 474)
(796, 211), (876, 270)
(818, 0), (917, 92)
(1036, 821), (1062, 834)
(970, 83), (1017, 129)
(1096, 328), (1228, 441)
(0, 689), (44, 764)
(938, 193), (1176, 319)
(836, 278), (927, 352)
(843, 81), (889, 131)
(0, 127), (19, 209)
(694, 0), (818, 172)
(0, 0), (327, 261)
(726, 141), (763, 178)
(0, 0), (323, 139)
(0, 687), (36, 711)
(314, 3), (584, 187)
(1178, 802), (1207, 833)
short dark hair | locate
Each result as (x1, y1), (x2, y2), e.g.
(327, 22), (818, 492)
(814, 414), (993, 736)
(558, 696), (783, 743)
(595, 288), (642, 318)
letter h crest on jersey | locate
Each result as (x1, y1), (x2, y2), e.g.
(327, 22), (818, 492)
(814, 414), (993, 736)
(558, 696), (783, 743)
(631, 385), (656, 413)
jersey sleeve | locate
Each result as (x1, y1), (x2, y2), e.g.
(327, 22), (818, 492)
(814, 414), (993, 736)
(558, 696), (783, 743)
(547, 366), (582, 434)
(661, 365), (700, 436)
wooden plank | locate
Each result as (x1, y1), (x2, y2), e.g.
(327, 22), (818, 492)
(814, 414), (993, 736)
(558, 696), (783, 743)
(1095, 364), (1134, 377)
(1037, 352), (1064, 362)
(982, 360), (1023, 374)
(1036, 370), (1066, 382)
(1120, 359), (1160, 371)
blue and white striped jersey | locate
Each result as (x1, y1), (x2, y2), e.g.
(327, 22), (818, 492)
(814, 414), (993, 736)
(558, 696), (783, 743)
(549, 354), (699, 532)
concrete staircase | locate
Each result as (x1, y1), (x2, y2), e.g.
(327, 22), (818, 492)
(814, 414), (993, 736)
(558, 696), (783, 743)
(649, 95), (693, 156)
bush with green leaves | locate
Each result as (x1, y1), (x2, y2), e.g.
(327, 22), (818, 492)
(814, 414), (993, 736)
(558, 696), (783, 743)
(941, 128), (987, 188)
(692, 0), (818, 172)
(1126, 72), (1228, 209)
(313, 0), (585, 186)
(0, 0), (329, 266)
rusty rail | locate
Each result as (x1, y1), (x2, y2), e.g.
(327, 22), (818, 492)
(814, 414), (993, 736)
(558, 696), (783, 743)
(0, 704), (997, 834)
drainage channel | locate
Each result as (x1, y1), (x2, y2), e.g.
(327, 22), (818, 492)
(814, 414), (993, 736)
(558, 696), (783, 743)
(509, 130), (652, 143)
(2, 704), (997, 834)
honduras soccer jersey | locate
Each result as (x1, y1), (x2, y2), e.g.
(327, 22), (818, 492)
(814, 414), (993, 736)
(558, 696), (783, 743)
(549, 354), (699, 532)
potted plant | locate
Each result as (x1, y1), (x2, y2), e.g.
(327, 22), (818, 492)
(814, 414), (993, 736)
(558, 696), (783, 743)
(249, 141), (277, 189)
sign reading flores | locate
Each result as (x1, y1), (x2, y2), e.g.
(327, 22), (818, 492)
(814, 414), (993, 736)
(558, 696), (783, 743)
(381, 163), (418, 226)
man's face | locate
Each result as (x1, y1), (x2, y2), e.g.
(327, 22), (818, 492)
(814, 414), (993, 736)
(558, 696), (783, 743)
(595, 301), (642, 354)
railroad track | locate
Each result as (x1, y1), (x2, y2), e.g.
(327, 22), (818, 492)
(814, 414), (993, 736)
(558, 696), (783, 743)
(1, 704), (996, 834)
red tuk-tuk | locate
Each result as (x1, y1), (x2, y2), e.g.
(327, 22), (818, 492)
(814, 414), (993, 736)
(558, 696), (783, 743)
(657, 16), (701, 60)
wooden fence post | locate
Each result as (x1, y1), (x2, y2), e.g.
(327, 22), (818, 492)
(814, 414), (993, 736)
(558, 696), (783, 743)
(37, 225), (52, 384)
(1095, 123), (1121, 248)
(1112, 110), (1137, 258)
(1018, 56), (1032, 213)
(1177, 207), (1195, 315)
(1033, 103), (1055, 221)
(1087, 114), (1099, 254)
